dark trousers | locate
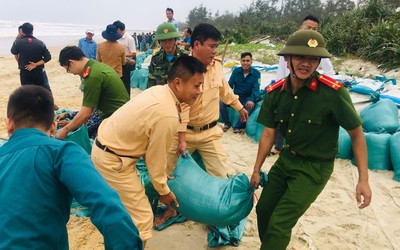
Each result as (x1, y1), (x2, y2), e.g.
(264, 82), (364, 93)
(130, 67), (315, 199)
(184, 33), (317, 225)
(20, 69), (52, 93)
(220, 96), (254, 129)
(121, 60), (135, 97)
(256, 149), (334, 249)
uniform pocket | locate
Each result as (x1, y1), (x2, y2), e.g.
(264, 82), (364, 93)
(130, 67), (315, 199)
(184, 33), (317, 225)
(299, 115), (322, 126)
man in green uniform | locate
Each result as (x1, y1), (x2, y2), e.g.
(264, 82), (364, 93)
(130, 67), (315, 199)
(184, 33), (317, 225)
(147, 22), (187, 88)
(55, 46), (129, 139)
(250, 30), (372, 250)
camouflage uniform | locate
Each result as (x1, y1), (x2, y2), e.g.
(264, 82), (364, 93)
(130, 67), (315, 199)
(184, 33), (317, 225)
(147, 47), (188, 88)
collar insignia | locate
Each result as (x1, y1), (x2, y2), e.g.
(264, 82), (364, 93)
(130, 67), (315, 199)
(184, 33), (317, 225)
(83, 67), (91, 79)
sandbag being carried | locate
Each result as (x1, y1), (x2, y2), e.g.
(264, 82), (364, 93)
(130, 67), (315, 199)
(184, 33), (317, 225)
(246, 101), (263, 139)
(336, 127), (353, 159)
(167, 152), (254, 226)
(352, 132), (392, 170)
(360, 99), (399, 133)
(390, 132), (400, 181)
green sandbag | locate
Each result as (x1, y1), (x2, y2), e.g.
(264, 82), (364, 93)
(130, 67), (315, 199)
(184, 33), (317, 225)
(389, 132), (400, 181)
(167, 152), (254, 226)
(55, 109), (92, 154)
(352, 132), (392, 170)
(63, 125), (92, 155)
(245, 101), (263, 138)
(336, 127), (353, 159)
(130, 68), (149, 90)
(360, 99), (400, 133)
(136, 158), (159, 214)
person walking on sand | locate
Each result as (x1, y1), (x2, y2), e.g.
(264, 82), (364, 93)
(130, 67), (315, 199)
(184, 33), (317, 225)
(250, 29), (371, 250)
(0, 85), (143, 250)
(91, 56), (206, 245)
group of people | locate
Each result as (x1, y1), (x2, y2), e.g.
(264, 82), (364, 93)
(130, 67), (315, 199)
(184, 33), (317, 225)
(1, 12), (372, 250)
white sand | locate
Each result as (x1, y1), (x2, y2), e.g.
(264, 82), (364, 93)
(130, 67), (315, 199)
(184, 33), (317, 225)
(1, 46), (400, 250)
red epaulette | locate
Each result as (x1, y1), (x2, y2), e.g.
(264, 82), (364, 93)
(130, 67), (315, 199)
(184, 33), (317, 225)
(318, 74), (342, 91)
(266, 78), (286, 93)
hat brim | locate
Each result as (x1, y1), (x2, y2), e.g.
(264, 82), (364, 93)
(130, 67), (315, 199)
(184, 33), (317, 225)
(277, 46), (331, 58)
(101, 31), (122, 41)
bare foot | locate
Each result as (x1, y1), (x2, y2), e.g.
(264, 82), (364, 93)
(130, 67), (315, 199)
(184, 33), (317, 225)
(154, 206), (177, 227)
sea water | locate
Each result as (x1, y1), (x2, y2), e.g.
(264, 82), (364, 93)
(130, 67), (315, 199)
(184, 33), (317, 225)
(0, 19), (150, 56)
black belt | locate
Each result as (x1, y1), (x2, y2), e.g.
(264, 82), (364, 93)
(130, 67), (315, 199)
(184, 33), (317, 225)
(187, 121), (217, 132)
(95, 139), (137, 159)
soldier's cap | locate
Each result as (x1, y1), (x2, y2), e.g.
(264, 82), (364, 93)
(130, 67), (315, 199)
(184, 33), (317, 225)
(278, 30), (331, 58)
(155, 22), (180, 41)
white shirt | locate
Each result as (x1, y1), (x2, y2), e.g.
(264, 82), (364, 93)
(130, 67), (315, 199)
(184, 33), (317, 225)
(276, 56), (335, 81)
(118, 32), (136, 55)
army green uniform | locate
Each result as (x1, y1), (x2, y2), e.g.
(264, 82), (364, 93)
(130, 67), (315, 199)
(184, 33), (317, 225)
(256, 72), (362, 249)
(147, 47), (187, 88)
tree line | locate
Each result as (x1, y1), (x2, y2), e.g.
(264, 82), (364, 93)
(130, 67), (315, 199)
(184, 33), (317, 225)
(183, 0), (399, 70)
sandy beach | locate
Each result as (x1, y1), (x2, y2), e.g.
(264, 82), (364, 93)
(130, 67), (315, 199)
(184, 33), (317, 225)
(1, 45), (400, 250)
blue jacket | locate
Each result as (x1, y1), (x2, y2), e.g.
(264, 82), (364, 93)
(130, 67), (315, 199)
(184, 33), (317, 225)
(228, 66), (261, 103)
(0, 128), (143, 250)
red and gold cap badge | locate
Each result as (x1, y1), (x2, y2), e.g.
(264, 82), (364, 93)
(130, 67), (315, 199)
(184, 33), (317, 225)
(308, 39), (318, 48)
(164, 29), (169, 34)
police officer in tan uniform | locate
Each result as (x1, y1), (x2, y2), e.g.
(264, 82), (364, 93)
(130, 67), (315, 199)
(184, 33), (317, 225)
(91, 56), (206, 244)
(158, 23), (249, 226)
(250, 30), (372, 250)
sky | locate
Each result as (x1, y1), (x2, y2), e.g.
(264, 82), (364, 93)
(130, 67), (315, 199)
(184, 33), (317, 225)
(1, 0), (255, 31)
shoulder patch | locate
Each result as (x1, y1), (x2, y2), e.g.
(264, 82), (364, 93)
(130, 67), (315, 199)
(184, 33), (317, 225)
(318, 75), (342, 91)
(266, 78), (286, 93)
(213, 56), (222, 62)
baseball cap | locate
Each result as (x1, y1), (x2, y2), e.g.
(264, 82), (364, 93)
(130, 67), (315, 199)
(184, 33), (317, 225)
(85, 29), (94, 34)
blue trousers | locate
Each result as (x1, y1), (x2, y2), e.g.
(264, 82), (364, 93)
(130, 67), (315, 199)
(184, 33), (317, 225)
(220, 97), (253, 129)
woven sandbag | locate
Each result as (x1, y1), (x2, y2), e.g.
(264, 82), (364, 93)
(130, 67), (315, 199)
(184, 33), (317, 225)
(336, 127), (353, 159)
(389, 132), (400, 181)
(360, 99), (399, 133)
(245, 101), (262, 138)
(168, 152), (254, 226)
(352, 132), (392, 170)
(130, 68), (149, 90)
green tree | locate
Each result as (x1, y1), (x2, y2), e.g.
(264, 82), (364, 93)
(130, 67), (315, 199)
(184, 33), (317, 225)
(186, 4), (212, 28)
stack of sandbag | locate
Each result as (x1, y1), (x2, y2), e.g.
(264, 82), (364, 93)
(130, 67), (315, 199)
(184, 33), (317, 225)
(390, 132), (400, 181)
(348, 99), (400, 181)
(336, 127), (353, 159)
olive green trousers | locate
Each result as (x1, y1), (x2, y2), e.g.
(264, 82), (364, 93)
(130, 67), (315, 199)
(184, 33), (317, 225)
(256, 148), (334, 250)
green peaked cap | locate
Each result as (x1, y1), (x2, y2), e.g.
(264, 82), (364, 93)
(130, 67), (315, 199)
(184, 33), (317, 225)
(155, 22), (180, 40)
(278, 29), (331, 58)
